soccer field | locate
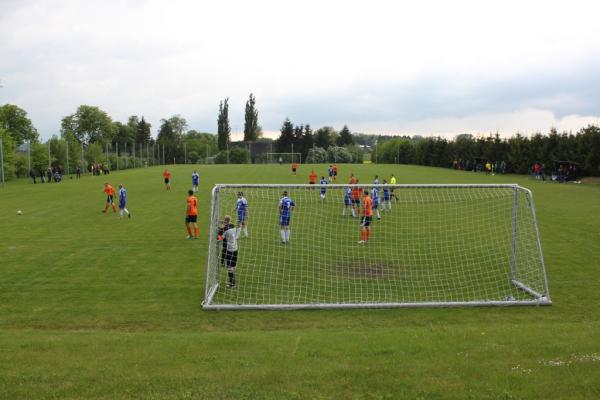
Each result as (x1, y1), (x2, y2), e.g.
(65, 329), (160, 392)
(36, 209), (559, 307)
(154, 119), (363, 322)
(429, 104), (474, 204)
(1, 164), (599, 399)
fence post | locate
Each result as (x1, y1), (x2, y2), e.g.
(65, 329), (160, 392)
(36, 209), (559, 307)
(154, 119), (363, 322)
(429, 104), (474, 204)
(28, 140), (31, 174)
(66, 142), (70, 175)
(0, 138), (5, 187)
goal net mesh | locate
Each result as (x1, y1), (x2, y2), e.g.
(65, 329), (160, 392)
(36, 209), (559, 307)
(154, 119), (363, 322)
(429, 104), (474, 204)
(203, 184), (550, 309)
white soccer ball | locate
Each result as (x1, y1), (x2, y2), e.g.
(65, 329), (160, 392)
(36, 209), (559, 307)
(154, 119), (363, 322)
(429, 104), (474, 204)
(17, 210), (23, 215)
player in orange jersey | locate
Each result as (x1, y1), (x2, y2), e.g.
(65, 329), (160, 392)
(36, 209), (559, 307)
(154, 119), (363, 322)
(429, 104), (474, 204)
(102, 182), (117, 213)
(185, 190), (199, 239)
(308, 170), (317, 188)
(348, 173), (358, 185)
(332, 163), (338, 181)
(358, 189), (373, 244)
(291, 162), (298, 176)
(163, 169), (172, 190)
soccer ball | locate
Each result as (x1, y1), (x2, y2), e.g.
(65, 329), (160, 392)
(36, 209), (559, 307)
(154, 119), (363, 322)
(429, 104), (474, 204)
(17, 210), (23, 215)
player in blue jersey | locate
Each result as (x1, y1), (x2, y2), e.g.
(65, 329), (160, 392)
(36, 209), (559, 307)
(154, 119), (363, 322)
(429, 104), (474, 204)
(234, 191), (249, 239)
(342, 187), (355, 217)
(382, 179), (392, 211)
(279, 191), (296, 243)
(372, 186), (381, 220)
(118, 184), (131, 219)
(328, 165), (334, 182)
(191, 170), (199, 193)
(319, 176), (328, 201)
(373, 175), (380, 185)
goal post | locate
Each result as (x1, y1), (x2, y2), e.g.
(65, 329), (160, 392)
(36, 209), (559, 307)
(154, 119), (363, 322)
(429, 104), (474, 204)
(203, 184), (551, 310)
(264, 153), (302, 164)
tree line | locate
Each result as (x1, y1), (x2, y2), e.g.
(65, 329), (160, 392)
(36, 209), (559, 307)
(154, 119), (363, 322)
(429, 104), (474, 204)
(3, 97), (600, 179)
(373, 127), (600, 176)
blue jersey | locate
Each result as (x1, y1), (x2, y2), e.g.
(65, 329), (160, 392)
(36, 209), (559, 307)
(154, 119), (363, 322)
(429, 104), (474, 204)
(372, 187), (379, 206)
(320, 178), (327, 194)
(236, 197), (248, 220)
(119, 188), (127, 207)
(373, 178), (379, 185)
(279, 196), (295, 225)
(328, 167), (334, 177)
(192, 172), (199, 185)
(383, 187), (390, 200)
(344, 187), (352, 206)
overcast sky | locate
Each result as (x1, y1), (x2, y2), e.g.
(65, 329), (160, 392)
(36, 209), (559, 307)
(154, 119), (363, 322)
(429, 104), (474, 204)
(1, 0), (600, 141)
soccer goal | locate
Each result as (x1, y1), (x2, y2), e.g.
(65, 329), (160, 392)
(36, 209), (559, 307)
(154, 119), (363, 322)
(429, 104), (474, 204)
(265, 153), (302, 164)
(203, 184), (551, 310)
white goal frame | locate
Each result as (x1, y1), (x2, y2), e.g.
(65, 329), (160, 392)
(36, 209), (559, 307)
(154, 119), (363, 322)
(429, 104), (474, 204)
(203, 184), (551, 310)
(265, 152), (302, 164)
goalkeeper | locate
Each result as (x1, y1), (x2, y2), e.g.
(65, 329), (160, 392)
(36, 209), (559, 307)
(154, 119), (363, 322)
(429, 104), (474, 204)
(218, 215), (238, 288)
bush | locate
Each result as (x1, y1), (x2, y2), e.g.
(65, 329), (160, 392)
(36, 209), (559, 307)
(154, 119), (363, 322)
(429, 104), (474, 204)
(306, 147), (327, 163)
(229, 147), (249, 163)
(214, 151), (228, 164)
(327, 146), (352, 163)
(346, 146), (364, 163)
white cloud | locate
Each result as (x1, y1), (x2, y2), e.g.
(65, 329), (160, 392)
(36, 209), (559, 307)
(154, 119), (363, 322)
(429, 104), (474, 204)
(1, 0), (600, 139)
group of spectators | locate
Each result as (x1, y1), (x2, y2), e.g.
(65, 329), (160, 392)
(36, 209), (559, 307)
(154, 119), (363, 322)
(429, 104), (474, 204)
(452, 159), (508, 174)
(91, 163), (110, 176)
(28, 166), (63, 184)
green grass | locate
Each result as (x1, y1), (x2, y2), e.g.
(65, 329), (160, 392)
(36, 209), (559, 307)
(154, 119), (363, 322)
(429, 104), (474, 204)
(1, 164), (599, 399)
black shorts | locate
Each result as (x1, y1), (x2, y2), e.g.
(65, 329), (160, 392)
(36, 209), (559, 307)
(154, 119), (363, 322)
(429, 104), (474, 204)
(223, 250), (238, 268)
(309, 181), (315, 184)
(186, 215), (197, 223)
(106, 195), (113, 203)
(361, 216), (372, 227)
(292, 168), (297, 173)
(352, 198), (360, 205)
(164, 178), (170, 184)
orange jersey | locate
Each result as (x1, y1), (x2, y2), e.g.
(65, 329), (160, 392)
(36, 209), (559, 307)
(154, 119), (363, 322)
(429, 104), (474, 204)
(103, 185), (115, 196)
(163, 171), (171, 179)
(333, 164), (338, 173)
(362, 195), (373, 216)
(351, 187), (362, 200)
(349, 176), (358, 185)
(309, 172), (317, 183)
(187, 195), (198, 216)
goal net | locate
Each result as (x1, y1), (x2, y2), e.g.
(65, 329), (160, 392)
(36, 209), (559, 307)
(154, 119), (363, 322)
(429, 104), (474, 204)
(203, 184), (551, 310)
(264, 153), (302, 164)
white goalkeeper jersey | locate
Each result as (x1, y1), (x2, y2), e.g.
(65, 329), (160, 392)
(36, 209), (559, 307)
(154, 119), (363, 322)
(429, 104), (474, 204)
(223, 228), (238, 252)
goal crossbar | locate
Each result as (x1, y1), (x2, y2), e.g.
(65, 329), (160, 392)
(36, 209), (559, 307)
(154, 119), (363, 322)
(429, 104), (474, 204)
(203, 183), (551, 310)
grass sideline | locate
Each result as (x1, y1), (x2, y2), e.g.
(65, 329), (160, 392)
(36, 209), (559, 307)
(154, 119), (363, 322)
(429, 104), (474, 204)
(1, 164), (599, 399)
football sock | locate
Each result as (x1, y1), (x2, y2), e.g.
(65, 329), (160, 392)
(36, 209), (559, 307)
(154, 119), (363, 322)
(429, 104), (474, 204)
(280, 230), (286, 242)
(186, 226), (192, 236)
(285, 229), (290, 242)
(228, 272), (235, 286)
(194, 227), (198, 237)
(342, 208), (346, 216)
(376, 210), (381, 219)
(243, 227), (248, 237)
